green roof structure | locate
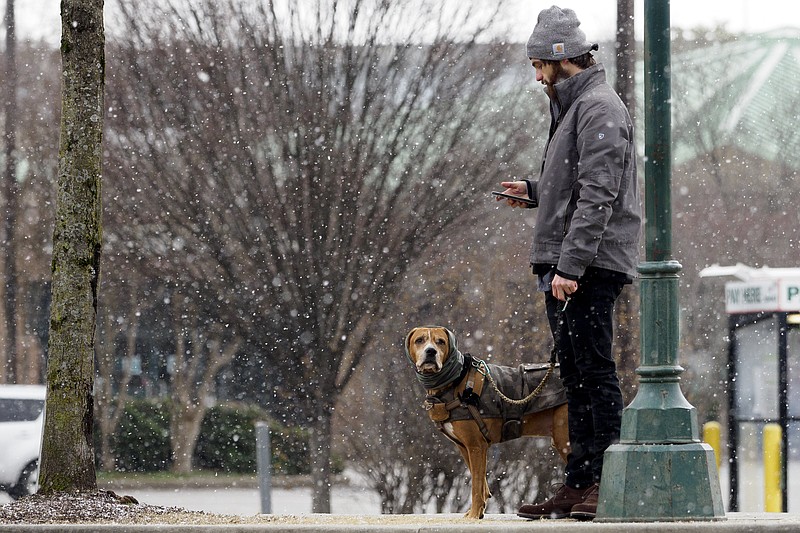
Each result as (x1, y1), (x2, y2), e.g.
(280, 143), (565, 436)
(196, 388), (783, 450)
(668, 29), (800, 170)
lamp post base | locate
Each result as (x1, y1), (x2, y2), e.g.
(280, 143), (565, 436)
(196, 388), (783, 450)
(596, 443), (725, 522)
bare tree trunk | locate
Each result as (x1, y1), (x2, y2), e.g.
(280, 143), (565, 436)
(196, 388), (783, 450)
(168, 295), (239, 473)
(614, 0), (640, 402)
(2, 0), (18, 383)
(614, 285), (640, 402)
(615, 0), (636, 116)
(310, 400), (333, 513)
(169, 404), (205, 473)
(39, 0), (104, 494)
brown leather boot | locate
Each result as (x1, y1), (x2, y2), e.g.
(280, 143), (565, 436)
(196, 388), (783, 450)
(570, 483), (600, 520)
(517, 484), (587, 519)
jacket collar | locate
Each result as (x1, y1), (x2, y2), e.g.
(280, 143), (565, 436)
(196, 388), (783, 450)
(548, 63), (607, 116)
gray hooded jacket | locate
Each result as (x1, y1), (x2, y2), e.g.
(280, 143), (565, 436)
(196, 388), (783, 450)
(525, 64), (641, 279)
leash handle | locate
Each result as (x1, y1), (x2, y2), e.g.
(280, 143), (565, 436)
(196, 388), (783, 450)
(549, 298), (569, 365)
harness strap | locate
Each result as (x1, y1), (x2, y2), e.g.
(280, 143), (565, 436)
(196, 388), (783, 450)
(456, 367), (492, 444)
(423, 366), (493, 444)
(464, 403), (493, 444)
(457, 365), (485, 400)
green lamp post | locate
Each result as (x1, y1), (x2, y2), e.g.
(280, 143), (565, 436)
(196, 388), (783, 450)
(596, 0), (725, 521)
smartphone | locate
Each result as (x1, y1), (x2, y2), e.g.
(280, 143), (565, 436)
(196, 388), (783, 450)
(491, 191), (536, 206)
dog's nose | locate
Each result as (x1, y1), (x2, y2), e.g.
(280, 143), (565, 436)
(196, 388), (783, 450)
(424, 347), (438, 359)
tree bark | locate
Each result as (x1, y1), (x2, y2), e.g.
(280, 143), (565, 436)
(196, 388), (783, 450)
(169, 405), (205, 473)
(615, 0), (636, 116)
(613, 0), (640, 402)
(310, 400), (333, 513)
(2, 0), (18, 382)
(39, 0), (104, 494)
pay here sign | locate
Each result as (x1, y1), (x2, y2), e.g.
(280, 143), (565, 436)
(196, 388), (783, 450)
(725, 279), (800, 314)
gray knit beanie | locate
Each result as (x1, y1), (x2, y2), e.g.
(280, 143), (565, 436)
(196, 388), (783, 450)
(526, 5), (598, 60)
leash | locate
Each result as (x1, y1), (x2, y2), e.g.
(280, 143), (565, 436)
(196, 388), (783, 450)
(475, 297), (569, 406)
(476, 359), (555, 406)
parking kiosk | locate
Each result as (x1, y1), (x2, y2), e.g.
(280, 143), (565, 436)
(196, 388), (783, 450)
(700, 264), (800, 512)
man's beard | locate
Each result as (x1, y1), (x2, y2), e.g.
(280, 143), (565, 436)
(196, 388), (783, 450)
(545, 62), (570, 100)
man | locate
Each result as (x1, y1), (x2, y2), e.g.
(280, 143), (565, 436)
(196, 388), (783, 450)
(497, 6), (641, 521)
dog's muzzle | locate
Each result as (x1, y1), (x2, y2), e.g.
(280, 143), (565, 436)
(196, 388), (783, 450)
(416, 345), (441, 374)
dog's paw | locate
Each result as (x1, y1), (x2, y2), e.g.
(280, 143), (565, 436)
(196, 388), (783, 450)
(464, 509), (485, 519)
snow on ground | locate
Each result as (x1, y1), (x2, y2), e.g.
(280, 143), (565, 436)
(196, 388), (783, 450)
(0, 484), (382, 516)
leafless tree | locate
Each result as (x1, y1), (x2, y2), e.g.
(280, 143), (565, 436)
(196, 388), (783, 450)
(39, 0), (104, 494)
(104, 0), (534, 510)
(0, 31), (60, 385)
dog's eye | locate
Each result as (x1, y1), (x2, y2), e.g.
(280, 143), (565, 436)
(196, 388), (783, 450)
(415, 337), (426, 344)
(436, 338), (446, 345)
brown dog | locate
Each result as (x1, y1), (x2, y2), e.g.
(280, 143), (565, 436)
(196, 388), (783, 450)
(405, 326), (569, 519)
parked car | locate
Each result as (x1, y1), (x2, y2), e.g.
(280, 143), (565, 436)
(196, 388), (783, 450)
(0, 385), (45, 499)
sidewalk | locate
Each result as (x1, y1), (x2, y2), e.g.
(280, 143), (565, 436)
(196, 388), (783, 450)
(1, 512), (800, 532)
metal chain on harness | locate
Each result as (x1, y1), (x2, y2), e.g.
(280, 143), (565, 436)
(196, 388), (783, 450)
(476, 297), (569, 406)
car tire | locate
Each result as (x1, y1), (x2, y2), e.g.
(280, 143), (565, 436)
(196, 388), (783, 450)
(8, 460), (38, 500)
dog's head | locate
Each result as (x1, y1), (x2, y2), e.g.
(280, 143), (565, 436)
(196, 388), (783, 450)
(405, 326), (458, 375)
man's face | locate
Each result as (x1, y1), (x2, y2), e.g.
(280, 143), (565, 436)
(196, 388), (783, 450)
(530, 59), (567, 88)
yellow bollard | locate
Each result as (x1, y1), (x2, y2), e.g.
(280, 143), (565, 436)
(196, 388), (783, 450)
(764, 423), (782, 513)
(703, 421), (721, 471)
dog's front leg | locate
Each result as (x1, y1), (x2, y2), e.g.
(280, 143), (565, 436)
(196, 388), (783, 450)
(465, 442), (490, 519)
(453, 422), (490, 519)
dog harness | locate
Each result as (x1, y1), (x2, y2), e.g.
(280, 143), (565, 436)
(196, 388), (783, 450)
(423, 354), (567, 444)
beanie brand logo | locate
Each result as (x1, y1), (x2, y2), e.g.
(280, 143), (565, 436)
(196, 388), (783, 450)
(552, 43), (565, 56)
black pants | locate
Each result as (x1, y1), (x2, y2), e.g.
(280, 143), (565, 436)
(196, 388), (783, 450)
(545, 270), (625, 490)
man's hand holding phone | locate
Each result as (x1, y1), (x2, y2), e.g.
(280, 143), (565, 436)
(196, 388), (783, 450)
(493, 181), (534, 208)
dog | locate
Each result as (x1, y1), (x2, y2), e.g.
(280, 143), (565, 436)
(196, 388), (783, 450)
(405, 326), (569, 519)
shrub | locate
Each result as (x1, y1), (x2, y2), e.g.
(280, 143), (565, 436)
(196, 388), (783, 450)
(107, 400), (313, 475)
(268, 423), (311, 476)
(194, 403), (311, 475)
(193, 404), (261, 473)
(111, 400), (171, 472)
